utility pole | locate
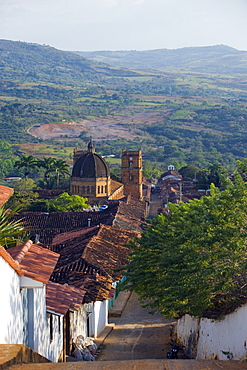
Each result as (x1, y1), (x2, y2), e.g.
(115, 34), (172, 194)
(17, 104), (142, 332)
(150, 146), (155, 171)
(179, 182), (183, 203)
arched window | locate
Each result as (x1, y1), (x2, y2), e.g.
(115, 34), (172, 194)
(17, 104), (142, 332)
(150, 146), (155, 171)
(87, 186), (90, 194)
(98, 185), (100, 194)
(101, 185), (104, 194)
(82, 186), (85, 194)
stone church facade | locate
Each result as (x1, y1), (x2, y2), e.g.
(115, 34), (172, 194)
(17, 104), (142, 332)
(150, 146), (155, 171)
(70, 139), (143, 201)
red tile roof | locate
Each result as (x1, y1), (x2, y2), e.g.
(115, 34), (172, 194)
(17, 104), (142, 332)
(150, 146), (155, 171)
(0, 185), (14, 207)
(8, 241), (59, 284)
(0, 246), (23, 276)
(50, 225), (138, 301)
(46, 281), (85, 315)
(113, 196), (148, 232)
(52, 226), (99, 245)
(84, 225), (138, 280)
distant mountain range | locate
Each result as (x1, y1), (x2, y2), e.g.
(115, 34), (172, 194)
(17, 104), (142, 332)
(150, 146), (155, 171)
(0, 39), (138, 86)
(73, 45), (247, 74)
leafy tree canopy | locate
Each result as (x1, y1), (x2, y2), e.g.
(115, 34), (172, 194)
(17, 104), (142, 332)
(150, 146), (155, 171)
(123, 173), (247, 319)
(25, 192), (89, 212)
(6, 178), (39, 210)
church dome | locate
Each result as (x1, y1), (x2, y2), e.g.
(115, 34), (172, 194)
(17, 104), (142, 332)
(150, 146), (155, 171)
(71, 141), (110, 179)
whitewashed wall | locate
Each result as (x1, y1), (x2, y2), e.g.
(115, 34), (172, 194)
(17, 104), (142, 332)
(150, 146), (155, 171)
(93, 300), (108, 338)
(70, 303), (92, 341)
(70, 300), (108, 341)
(0, 256), (24, 344)
(0, 256), (63, 362)
(32, 287), (63, 362)
(177, 306), (247, 361)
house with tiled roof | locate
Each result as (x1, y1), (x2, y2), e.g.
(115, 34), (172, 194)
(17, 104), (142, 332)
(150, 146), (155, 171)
(0, 241), (61, 362)
(9, 195), (147, 359)
(0, 240), (90, 363)
(11, 196), (147, 244)
(48, 223), (139, 356)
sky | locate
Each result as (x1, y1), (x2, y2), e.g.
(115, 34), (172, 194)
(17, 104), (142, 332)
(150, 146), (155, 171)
(1, 0), (247, 52)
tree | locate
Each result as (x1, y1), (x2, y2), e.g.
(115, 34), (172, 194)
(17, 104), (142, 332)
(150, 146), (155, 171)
(37, 157), (56, 188)
(196, 162), (225, 190)
(123, 174), (247, 318)
(44, 159), (70, 187)
(25, 192), (89, 212)
(14, 154), (39, 180)
(6, 179), (39, 210)
(0, 207), (26, 248)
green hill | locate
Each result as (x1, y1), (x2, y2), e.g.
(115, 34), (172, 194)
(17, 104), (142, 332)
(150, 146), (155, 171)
(0, 39), (138, 85)
(1, 40), (247, 173)
(74, 45), (247, 74)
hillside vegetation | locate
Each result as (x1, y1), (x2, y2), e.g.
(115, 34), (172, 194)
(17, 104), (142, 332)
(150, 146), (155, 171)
(1, 39), (247, 179)
(74, 45), (247, 74)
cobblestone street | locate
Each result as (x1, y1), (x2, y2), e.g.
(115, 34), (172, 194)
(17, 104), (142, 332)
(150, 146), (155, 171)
(97, 292), (176, 361)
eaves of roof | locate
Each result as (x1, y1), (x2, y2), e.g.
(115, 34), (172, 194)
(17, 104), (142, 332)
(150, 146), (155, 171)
(46, 281), (85, 315)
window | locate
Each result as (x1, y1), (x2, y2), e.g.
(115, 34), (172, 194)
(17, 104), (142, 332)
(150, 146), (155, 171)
(47, 313), (53, 343)
(58, 316), (61, 335)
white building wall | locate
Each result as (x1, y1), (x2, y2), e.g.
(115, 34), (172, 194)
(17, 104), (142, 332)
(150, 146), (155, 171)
(32, 287), (63, 362)
(70, 303), (91, 341)
(93, 300), (108, 338)
(177, 305), (247, 361)
(0, 256), (23, 344)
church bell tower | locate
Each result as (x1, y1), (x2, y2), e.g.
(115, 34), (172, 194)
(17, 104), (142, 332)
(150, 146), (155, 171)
(121, 149), (143, 200)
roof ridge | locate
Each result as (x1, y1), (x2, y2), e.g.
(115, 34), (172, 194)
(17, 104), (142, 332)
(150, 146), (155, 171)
(14, 240), (33, 264)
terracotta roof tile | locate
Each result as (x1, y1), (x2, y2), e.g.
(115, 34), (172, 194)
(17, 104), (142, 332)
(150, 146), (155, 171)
(110, 180), (124, 193)
(113, 197), (148, 232)
(8, 241), (59, 284)
(0, 185), (14, 207)
(50, 225), (138, 301)
(83, 225), (138, 280)
(52, 226), (99, 245)
(11, 204), (119, 244)
(0, 246), (23, 276)
(46, 281), (85, 315)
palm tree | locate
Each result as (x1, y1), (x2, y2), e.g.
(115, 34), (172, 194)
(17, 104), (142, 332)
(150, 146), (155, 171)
(14, 154), (39, 180)
(45, 159), (70, 187)
(0, 208), (26, 249)
(37, 157), (56, 188)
